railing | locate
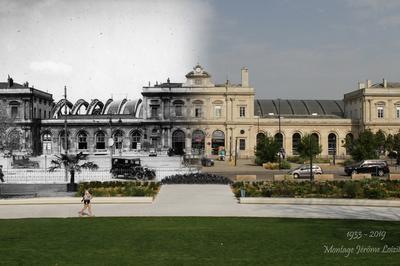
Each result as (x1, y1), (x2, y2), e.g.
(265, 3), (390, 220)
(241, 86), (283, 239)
(1, 167), (199, 184)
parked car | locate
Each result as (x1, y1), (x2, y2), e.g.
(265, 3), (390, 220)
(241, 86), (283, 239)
(110, 157), (155, 180)
(11, 155), (39, 169)
(149, 148), (157, 157)
(344, 160), (389, 176)
(201, 157), (214, 167)
(288, 164), (323, 178)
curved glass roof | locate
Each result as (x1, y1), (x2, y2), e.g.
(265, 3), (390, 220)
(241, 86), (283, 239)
(255, 99), (344, 117)
(106, 100), (122, 114)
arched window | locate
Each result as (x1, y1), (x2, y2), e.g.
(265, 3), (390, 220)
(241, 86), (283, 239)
(113, 130), (123, 150)
(212, 130), (225, 155)
(256, 132), (265, 145)
(95, 132), (106, 150)
(77, 132), (88, 150)
(131, 131), (141, 150)
(42, 132), (52, 154)
(274, 133), (283, 148)
(311, 133), (319, 147)
(328, 133), (337, 155)
(172, 130), (185, 155)
(292, 133), (301, 155)
(192, 130), (205, 155)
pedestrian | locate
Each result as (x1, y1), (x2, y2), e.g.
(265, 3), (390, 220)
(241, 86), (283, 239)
(79, 189), (93, 217)
(0, 165), (5, 183)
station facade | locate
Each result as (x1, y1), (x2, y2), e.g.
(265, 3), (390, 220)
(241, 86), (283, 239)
(2, 65), (400, 159)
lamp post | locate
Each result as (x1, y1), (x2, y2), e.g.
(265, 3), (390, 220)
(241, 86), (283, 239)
(278, 98), (281, 170)
(234, 137), (238, 166)
(108, 118), (113, 167)
(63, 86), (68, 182)
(309, 134), (313, 182)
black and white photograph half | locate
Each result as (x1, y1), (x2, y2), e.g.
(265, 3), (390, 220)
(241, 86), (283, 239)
(0, 1), (400, 265)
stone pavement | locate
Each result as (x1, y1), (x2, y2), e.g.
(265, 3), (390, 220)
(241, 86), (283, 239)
(0, 185), (399, 221)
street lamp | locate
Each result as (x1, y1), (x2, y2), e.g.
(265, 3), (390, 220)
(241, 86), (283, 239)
(278, 98), (281, 170)
(309, 134), (313, 182)
(108, 118), (114, 167)
(63, 86), (68, 182)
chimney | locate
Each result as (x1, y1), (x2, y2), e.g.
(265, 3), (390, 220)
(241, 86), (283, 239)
(358, 82), (365, 89)
(241, 67), (249, 87)
(23, 81), (29, 87)
(7, 75), (13, 87)
(383, 78), (387, 88)
(366, 79), (372, 88)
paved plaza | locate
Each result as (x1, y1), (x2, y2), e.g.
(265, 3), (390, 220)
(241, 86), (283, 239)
(0, 185), (399, 221)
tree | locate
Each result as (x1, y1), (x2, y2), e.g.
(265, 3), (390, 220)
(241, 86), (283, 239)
(48, 152), (98, 191)
(297, 134), (322, 159)
(0, 104), (13, 151)
(375, 129), (386, 154)
(254, 134), (280, 165)
(346, 130), (379, 162)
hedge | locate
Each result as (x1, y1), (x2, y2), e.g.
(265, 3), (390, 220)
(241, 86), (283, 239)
(232, 179), (400, 199)
(76, 181), (161, 197)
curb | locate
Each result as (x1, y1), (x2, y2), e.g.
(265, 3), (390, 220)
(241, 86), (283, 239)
(239, 197), (400, 207)
(0, 197), (153, 205)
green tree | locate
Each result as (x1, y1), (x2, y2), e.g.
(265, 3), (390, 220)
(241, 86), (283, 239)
(297, 134), (322, 159)
(254, 134), (280, 165)
(48, 152), (99, 189)
(346, 130), (379, 162)
(375, 129), (386, 154)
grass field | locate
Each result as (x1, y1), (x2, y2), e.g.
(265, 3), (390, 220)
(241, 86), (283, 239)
(0, 217), (399, 265)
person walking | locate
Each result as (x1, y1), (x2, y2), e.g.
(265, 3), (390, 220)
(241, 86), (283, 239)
(0, 165), (5, 183)
(79, 189), (93, 217)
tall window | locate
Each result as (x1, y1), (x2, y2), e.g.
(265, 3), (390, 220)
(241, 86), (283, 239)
(151, 106), (158, 118)
(42, 132), (52, 154)
(78, 132), (88, 150)
(195, 107), (202, 118)
(11, 106), (18, 118)
(95, 132), (105, 150)
(377, 106), (384, 118)
(131, 131), (141, 150)
(214, 106), (222, 118)
(396, 106), (400, 119)
(239, 106), (246, 117)
(114, 131), (123, 150)
(175, 105), (183, 117)
(328, 133), (337, 155)
(239, 139), (246, 150)
(292, 133), (301, 155)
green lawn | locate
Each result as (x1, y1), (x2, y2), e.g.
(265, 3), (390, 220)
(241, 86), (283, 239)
(0, 217), (399, 265)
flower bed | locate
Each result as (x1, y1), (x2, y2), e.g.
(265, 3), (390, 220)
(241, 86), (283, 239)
(231, 179), (400, 199)
(77, 181), (160, 197)
(161, 173), (233, 184)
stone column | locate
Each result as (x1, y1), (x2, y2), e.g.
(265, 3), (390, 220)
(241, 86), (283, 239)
(161, 128), (165, 148)
(185, 130), (191, 155)
(167, 128), (172, 147)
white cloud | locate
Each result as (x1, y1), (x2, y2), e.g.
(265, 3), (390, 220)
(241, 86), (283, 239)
(29, 61), (72, 75)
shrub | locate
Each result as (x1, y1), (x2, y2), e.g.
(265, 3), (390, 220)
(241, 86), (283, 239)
(280, 160), (291, 169)
(76, 181), (160, 197)
(232, 179), (399, 199)
(161, 173), (232, 184)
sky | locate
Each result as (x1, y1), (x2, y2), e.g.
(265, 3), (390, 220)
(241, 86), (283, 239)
(1, 0), (400, 101)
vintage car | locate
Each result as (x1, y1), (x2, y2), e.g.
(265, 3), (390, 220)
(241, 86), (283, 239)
(11, 155), (40, 169)
(110, 157), (155, 180)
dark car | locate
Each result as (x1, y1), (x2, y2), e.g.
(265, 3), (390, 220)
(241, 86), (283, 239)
(344, 160), (389, 176)
(11, 155), (39, 169)
(201, 157), (214, 167)
(110, 158), (155, 180)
